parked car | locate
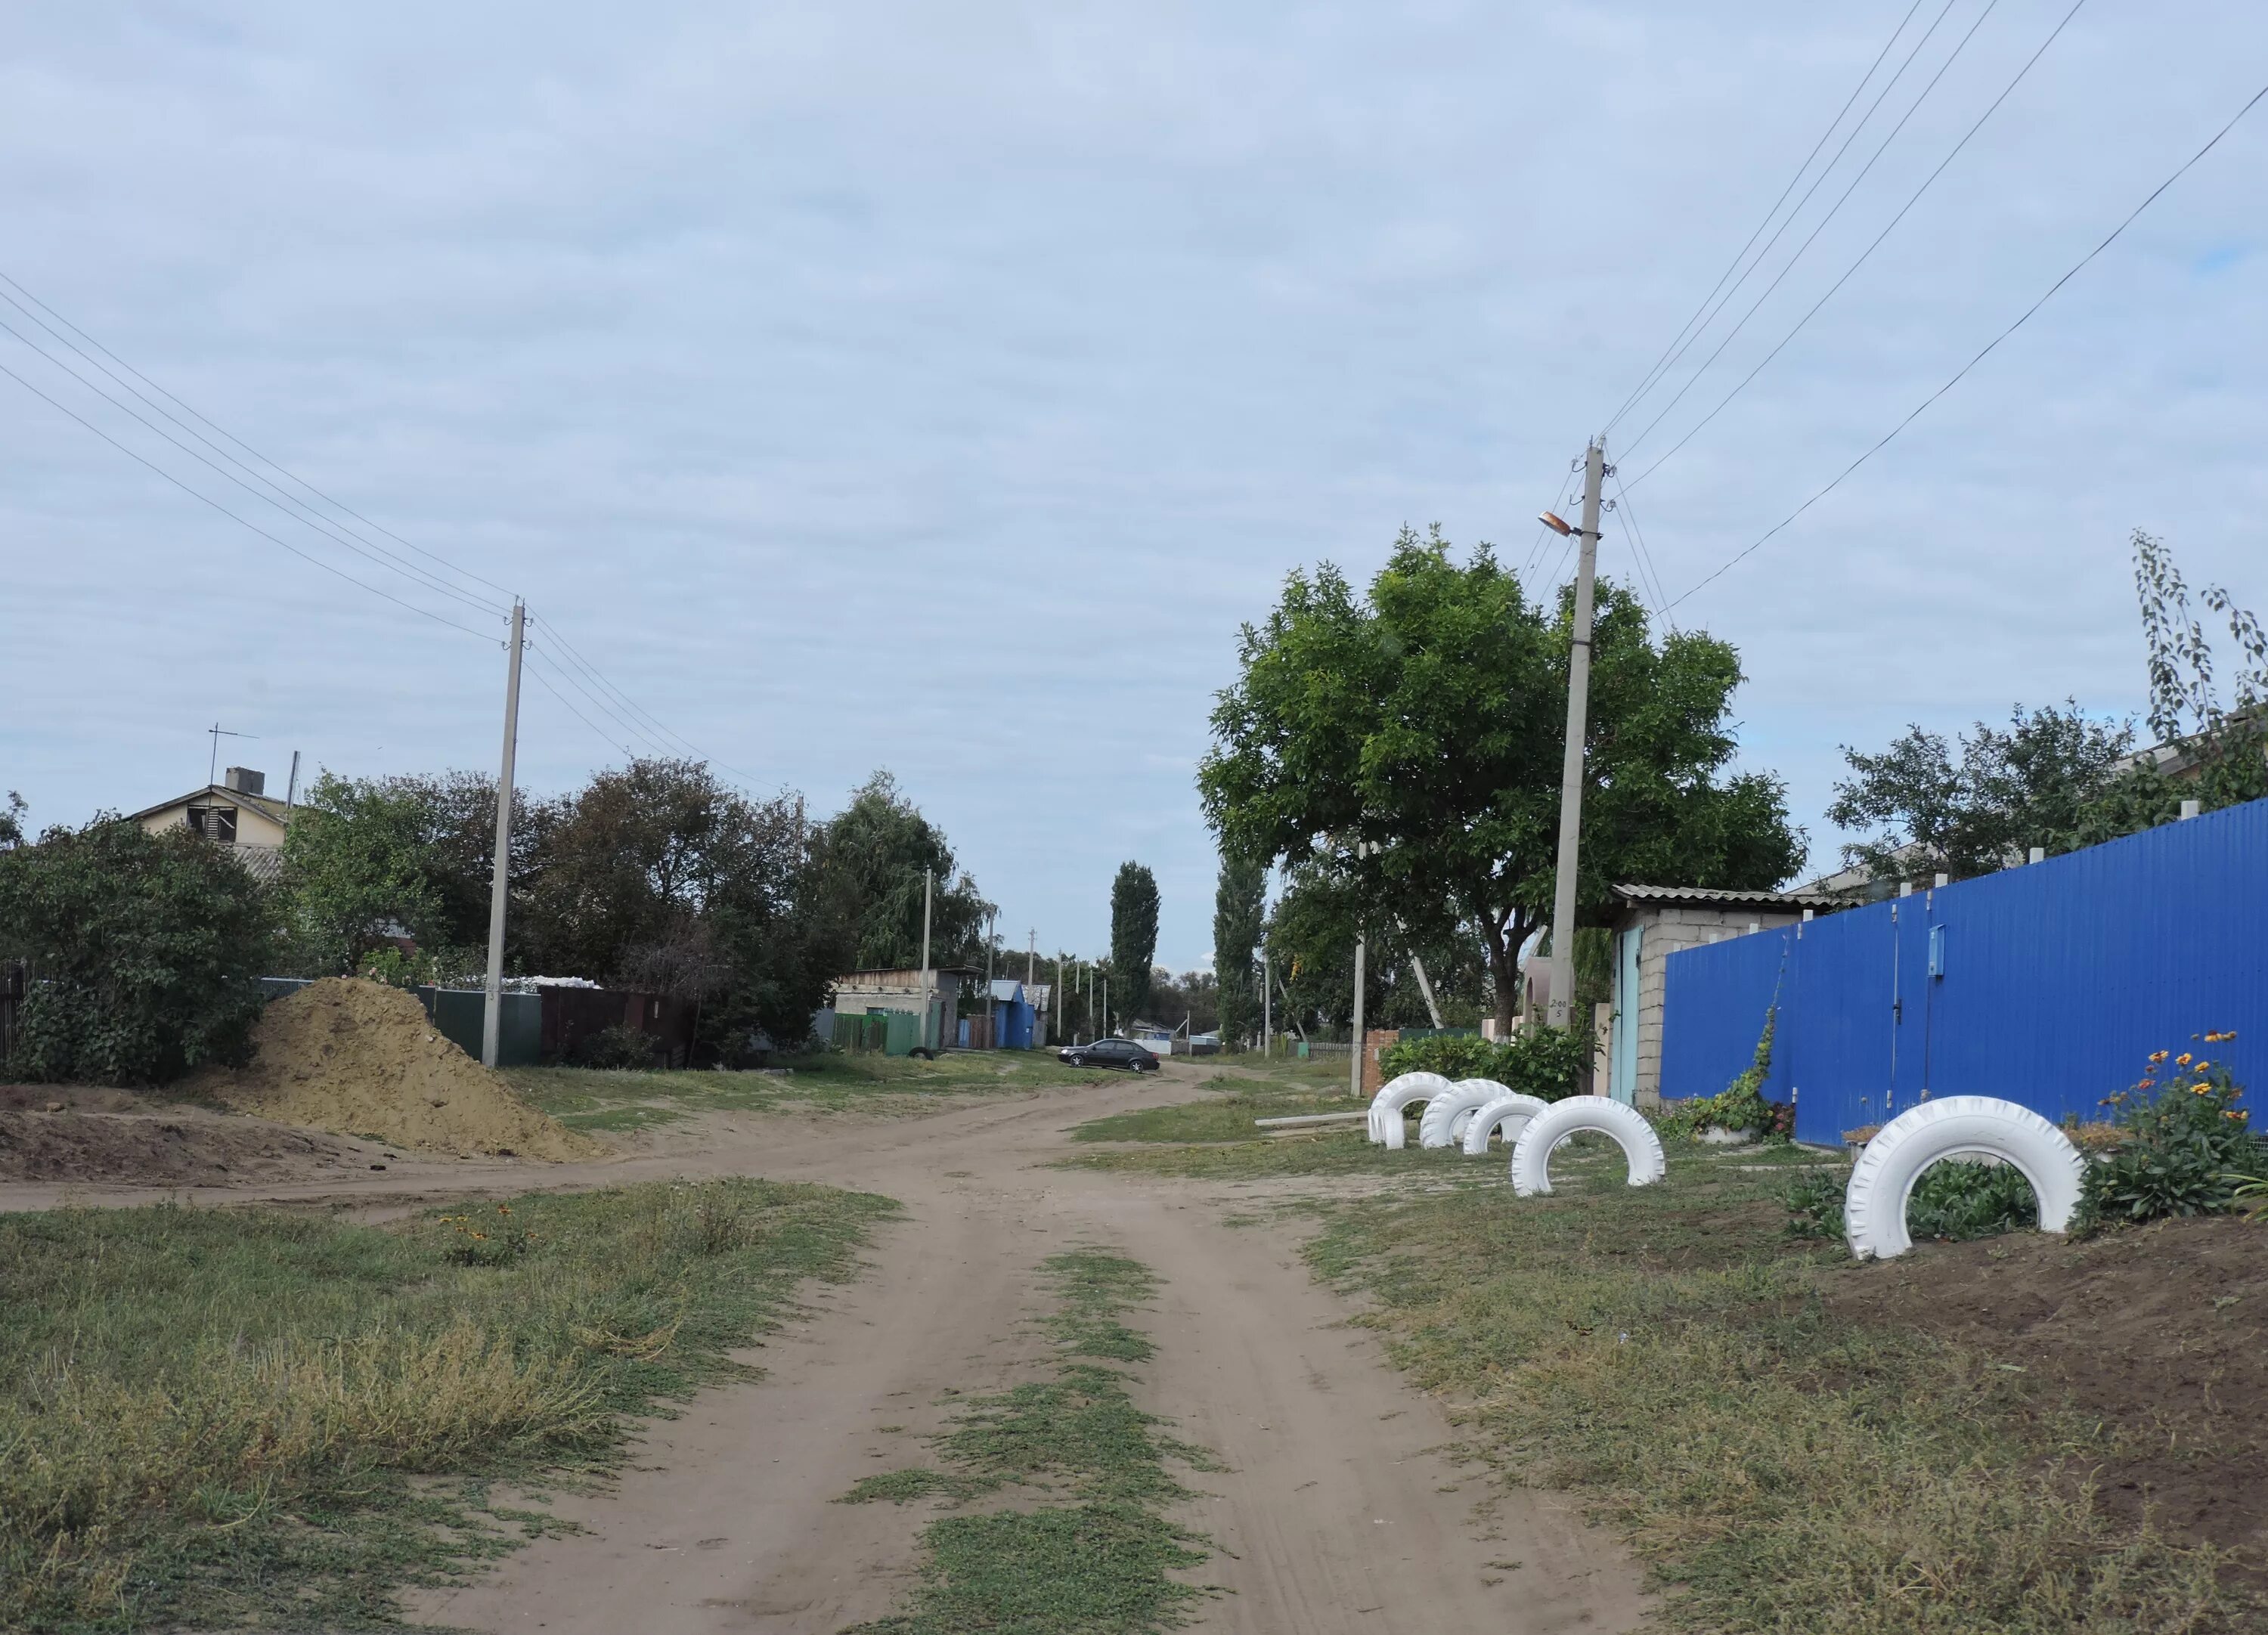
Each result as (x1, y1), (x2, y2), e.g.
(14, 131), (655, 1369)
(1058, 1037), (1161, 1073)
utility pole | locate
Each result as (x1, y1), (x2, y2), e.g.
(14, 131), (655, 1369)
(1027, 929), (1036, 986)
(1406, 948), (1445, 1030)
(1101, 974), (1110, 1039)
(1544, 438), (1606, 1030)
(1055, 953), (1063, 1046)
(1349, 928), (1366, 1099)
(919, 867), (934, 1051)
(481, 599), (525, 1069)
(1262, 947), (1272, 1056)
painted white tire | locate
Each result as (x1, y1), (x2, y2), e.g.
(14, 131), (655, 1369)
(1508, 1098), (1666, 1197)
(1461, 1092), (1551, 1157)
(1419, 1079), (1510, 1150)
(1842, 1095), (2086, 1262)
(1368, 1072), (1453, 1147)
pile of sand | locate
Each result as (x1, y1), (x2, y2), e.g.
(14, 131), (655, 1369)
(191, 977), (596, 1161)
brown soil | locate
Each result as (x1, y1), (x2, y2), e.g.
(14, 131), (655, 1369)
(1824, 1215), (2268, 1577)
(187, 977), (595, 1161)
(0, 1094), (379, 1184)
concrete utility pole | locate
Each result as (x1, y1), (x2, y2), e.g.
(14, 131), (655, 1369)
(1027, 929), (1036, 986)
(919, 868), (934, 1050)
(481, 599), (525, 1069)
(1405, 948), (1445, 1030)
(1262, 948), (1272, 1056)
(1349, 930), (1366, 1098)
(1055, 954), (1064, 1046)
(1544, 439), (1607, 1029)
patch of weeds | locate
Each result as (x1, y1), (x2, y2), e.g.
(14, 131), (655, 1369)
(0, 1179), (896, 1633)
(1906, 1160), (2038, 1243)
(1780, 1169), (1848, 1240)
(846, 1248), (1215, 1633)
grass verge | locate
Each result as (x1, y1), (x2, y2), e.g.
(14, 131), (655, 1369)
(0, 1178), (894, 1633)
(841, 1249), (1212, 1634)
(1302, 1145), (2253, 1633)
(510, 1049), (1107, 1133)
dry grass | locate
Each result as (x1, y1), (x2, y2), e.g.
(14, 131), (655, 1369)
(0, 1179), (893, 1632)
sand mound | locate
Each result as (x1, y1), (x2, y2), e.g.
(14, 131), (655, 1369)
(191, 978), (595, 1161)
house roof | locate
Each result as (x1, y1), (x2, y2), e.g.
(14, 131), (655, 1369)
(1613, 884), (1836, 912)
(125, 783), (293, 828)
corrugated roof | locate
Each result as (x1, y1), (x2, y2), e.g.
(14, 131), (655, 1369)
(1613, 884), (1836, 909)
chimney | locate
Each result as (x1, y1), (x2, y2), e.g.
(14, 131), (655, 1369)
(222, 766), (266, 796)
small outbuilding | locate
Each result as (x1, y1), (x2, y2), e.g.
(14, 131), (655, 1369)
(1607, 884), (1836, 1107)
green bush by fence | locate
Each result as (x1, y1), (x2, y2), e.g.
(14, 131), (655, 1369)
(1377, 1025), (1591, 1102)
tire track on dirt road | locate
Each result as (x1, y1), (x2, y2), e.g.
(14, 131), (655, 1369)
(406, 1064), (1650, 1633)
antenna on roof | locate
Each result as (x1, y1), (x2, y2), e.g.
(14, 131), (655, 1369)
(206, 722), (256, 788)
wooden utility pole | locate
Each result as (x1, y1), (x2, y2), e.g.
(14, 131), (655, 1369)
(1545, 440), (1606, 1029)
(481, 599), (525, 1068)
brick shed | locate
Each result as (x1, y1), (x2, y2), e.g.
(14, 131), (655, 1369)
(1607, 885), (1835, 1107)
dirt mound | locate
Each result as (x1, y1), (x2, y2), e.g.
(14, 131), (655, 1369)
(191, 978), (595, 1161)
(1826, 1215), (2268, 1576)
(0, 1098), (374, 1184)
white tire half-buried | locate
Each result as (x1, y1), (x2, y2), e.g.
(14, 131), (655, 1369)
(1507, 1097), (1666, 1197)
(1461, 1092), (1551, 1157)
(1368, 1072), (1453, 1148)
(1842, 1095), (2085, 1262)
(1418, 1079), (1510, 1150)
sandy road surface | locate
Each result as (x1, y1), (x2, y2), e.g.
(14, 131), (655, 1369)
(393, 1064), (1647, 1635)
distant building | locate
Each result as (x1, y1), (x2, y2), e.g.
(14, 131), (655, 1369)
(1607, 884), (1837, 1107)
(128, 766), (293, 884)
(831, 966), (979, 1052)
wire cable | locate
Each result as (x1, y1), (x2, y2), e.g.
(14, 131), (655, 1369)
(1606, 0), (1963, 442)
(1603, 0), (1929, 436)
(0, 354), (497, 640)
(0, 313), (508, 619)
(1612, 471), (1678, 633)
(0, 268), (518, 603)
(1627, 0), (2087, 491)
(522, 640), (679, 759)
(1620, 0), (2002, 464)
(522, 651), (641, 760)
(1662, 75), (2268, 613)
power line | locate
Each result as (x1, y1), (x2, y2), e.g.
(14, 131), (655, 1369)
(1627, 0), (2087, 491)
(0, 353), (497, 641)
(0, 311), (509, 619)
(1620, 0), (2003, 464)
(522, 639), (679, 760)
(1612, 470), (1678, 633)
(1662, 75), (2268, 614)
(1602, 0), (1930, 436)
(0, 267), (518, 603)
(522, 650), (641, 760)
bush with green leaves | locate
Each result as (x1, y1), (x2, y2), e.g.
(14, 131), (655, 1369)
(0, 817), (277, 1085)
(576, 1023), (660, 1071)
(1377, 1024), (1591, 1102)
(1907, 1160), (2039, 1242)
(2077, 1036), (2257, 1228)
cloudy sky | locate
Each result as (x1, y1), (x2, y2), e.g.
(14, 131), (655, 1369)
(3, 1), (2263, 970)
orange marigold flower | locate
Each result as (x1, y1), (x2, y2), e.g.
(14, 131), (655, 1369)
(2177, 1053), (2194, 1067)
(2151, 1050), (2170, 1063)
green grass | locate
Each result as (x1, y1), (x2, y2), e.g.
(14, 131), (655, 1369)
(842, 1249), (1212, 1634)
(1300, 1145), (2247, 1633)
(0, 1179), (894, 1633)
(510, 1048), (1109, 1133)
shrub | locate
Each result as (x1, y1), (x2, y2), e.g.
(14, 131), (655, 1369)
(0, 817), (277, 1085)
(1780, 1169), (1846, 1239)
(1377, 1025), (1591, 1102)
(2077, 1036), (2257, 1228)
(1907, 1160), (2038, 1242)
(1657, 1008), (1791, 1143)
(576, 1023), (659, 1071)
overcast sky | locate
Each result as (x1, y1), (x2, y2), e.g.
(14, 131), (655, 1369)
(3, 1), (2263, 971)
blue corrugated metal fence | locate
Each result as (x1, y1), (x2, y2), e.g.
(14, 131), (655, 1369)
(1659, 797), (2268, 1144)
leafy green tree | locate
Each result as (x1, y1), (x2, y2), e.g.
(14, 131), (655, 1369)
(1827, 703), (2136, 884)
(0, 791), (25, 851)
(2124, 529), (2268, 812)
(1201, 526), (1802, 1024)
(807, 772), (991, 969)
(520, 758), (840, 1048)
(278, 771), (510, 975)
(0, 817), (277, 1085)
(1110, 862), (1160, 1023)
(1210, 850), (1266, 1047)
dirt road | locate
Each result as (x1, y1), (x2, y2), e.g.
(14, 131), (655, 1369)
(399, 1065), (1647, 1634)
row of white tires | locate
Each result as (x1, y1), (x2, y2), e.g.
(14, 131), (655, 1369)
(1370, 1073), (2086, 1256)
(1368, 1072), (1665, 1195)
